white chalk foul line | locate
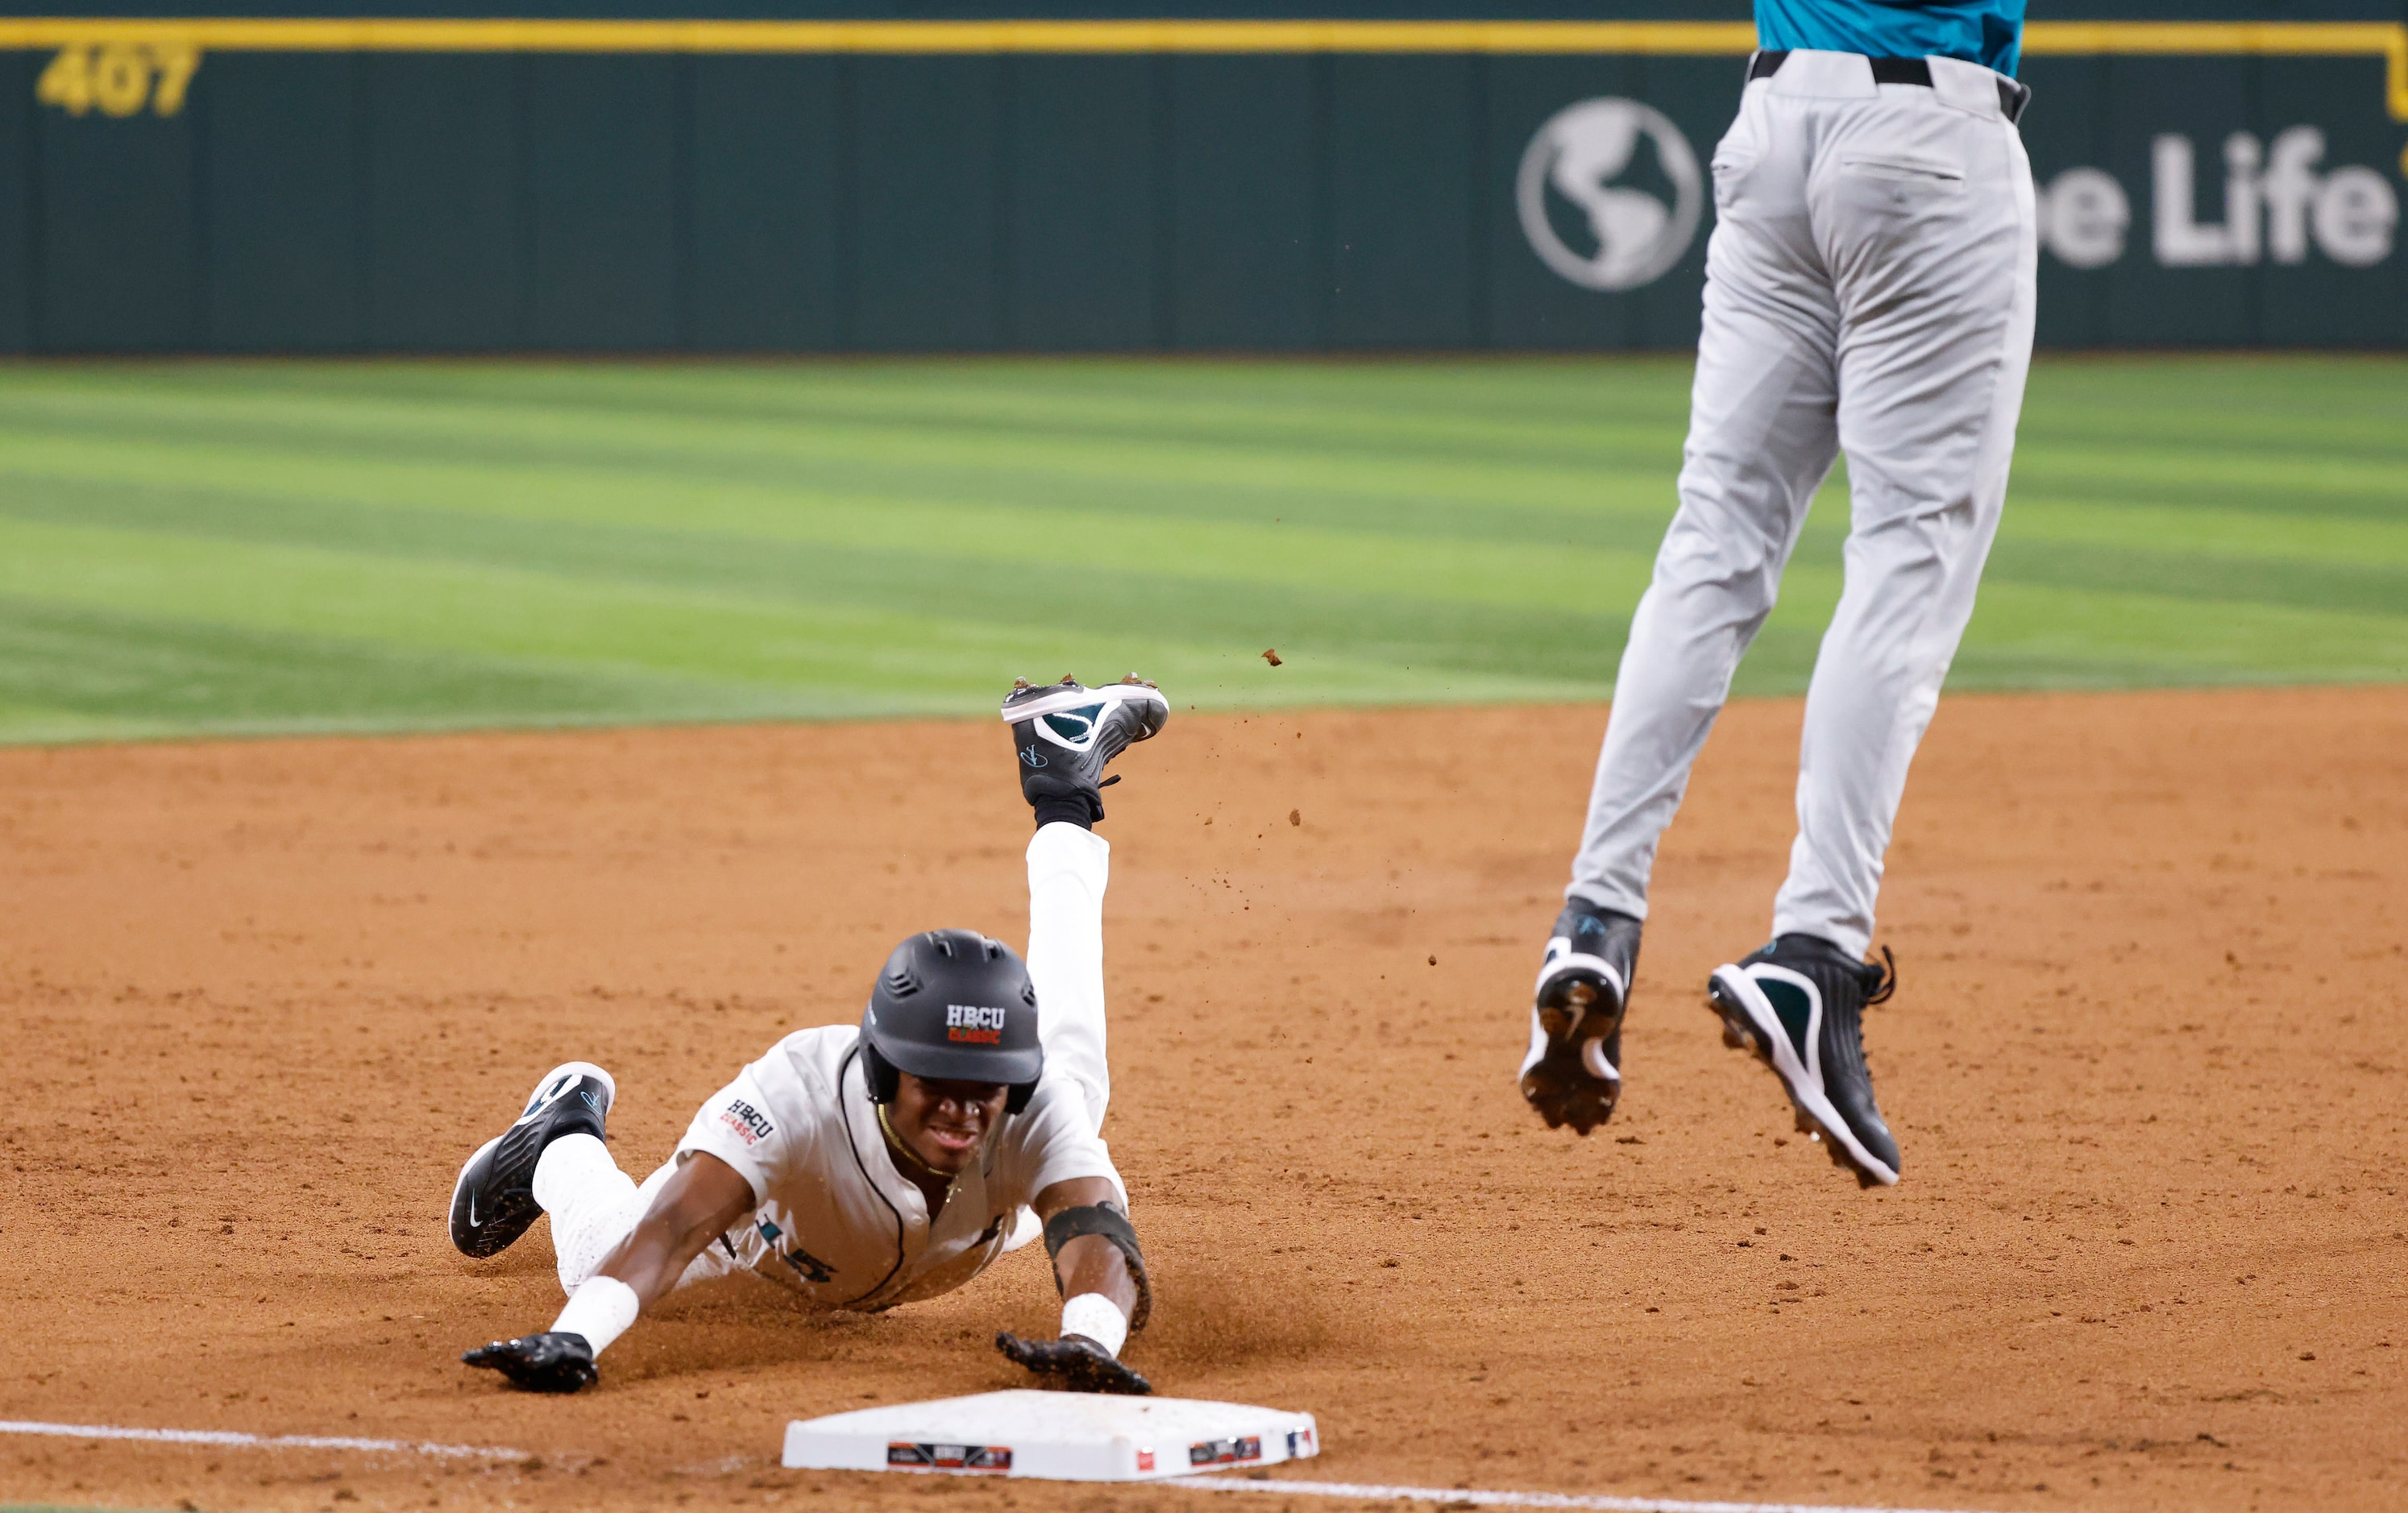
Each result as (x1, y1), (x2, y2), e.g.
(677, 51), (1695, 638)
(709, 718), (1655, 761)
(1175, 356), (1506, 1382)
(1177, 1475), (2004, 1513)
(0, 1418), (525, 1461)
(0, 1419), (2009, 1513)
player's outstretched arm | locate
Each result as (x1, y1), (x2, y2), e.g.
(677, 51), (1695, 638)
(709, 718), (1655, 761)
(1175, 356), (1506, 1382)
(592, 1152), (758, 1303)
(463, 1153), (756, 1394)
(994, 1177), (1152, 1395)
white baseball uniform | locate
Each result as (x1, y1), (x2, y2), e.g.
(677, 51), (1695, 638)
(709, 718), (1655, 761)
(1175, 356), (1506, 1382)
(532, 821), (1124, 1311)
(1568, 49), (2036, 956)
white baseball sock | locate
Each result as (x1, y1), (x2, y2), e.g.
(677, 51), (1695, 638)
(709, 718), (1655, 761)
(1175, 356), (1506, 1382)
(533, 1133), (638, 1293)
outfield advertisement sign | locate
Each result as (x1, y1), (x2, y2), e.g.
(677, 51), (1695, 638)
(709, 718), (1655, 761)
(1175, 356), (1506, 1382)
(1509, 64), (2407, 346)
(0, 17), (2402, 352)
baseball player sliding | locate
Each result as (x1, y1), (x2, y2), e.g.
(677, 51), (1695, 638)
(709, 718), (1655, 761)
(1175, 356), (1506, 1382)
(448, 675), (1169, 1395)
(1522, 0), (2036, 1188)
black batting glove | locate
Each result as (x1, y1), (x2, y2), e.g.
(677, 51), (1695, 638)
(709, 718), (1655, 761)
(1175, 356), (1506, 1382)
(462, 1331), (598, 1394)
(994, 1331), (1152, 1395)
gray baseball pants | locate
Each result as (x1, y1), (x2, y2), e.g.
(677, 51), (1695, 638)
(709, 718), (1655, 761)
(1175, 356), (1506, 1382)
(1567, 50), (2038, 959)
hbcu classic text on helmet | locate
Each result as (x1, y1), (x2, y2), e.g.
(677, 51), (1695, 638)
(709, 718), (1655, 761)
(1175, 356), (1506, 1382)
(859, 930), (1044, 1113)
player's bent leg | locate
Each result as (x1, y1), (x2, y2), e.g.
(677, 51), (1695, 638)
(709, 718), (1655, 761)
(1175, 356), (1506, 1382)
(1027, 822), (1112, 1130)
(448, 1061), (615, 1259)
(535, 1134), (643, 1293)
(1003, 673), (1165, 1133)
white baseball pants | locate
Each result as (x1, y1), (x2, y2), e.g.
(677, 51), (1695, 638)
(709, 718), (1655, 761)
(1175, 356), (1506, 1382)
(1567, 51), (2037, 959)
(1023, 821), (1115, 1131)
(533, 822), (1115, 1294)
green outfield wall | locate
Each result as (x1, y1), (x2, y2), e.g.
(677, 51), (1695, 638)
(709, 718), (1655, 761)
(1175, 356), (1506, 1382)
(2, 6), (2405, 352)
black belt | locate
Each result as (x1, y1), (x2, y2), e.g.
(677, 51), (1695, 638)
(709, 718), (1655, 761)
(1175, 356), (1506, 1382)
(1748, 48), (2030, 124)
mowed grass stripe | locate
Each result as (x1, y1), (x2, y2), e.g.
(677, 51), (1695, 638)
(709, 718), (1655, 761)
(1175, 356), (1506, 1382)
(10, 462), (2402, 681)
(0, 414), (1704, 583)
(0, 475), (1656, 689)
(0, 354), (2399, 744)
(135, 352), (2408, 464)
(6, 445), (2400, 640)
(22, 434), (2398, 690)
(1962, 579), (2408, 686)
(0, 516), (1593, 720)
(1996, 496), (2408, 570)
(0, 595), (774, 743)
(7, 363), (2401, 525)
(0, 388), (1694, 525)
(2, 358), (1704, 457)
(24, 354), (2404, 508)
(2012, 354), (2408, 462)
(0, 429), (1678, 611)
(4, 408), (2402, 603)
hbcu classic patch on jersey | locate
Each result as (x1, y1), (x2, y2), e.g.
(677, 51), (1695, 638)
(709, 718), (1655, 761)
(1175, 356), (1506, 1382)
(719, 1097), (774, 1146)
(945, 1004), (1007, 1045)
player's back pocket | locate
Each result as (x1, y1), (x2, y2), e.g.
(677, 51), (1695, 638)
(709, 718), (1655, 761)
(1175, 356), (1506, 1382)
(1838, 153), (1966, 187)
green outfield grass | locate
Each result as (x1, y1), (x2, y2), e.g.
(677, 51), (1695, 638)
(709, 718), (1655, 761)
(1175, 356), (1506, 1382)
(0, 354), (2401, 744)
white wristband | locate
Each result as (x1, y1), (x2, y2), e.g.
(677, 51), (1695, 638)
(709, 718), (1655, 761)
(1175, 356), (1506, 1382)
(550, 1275), (641, 1357)
(1061, 1292), (1129, 1358)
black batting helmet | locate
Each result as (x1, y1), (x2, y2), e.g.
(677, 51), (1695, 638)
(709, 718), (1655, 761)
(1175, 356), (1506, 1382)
(860, 930), (1044, 1114)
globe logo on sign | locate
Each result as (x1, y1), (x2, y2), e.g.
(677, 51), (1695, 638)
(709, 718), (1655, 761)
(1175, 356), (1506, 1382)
(1517, 97), (1704, 292)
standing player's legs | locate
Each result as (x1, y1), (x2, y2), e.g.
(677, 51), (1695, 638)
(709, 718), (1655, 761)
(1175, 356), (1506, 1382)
(1025, 820), (1112, 1132)
(1523, 87), (1840, 1134)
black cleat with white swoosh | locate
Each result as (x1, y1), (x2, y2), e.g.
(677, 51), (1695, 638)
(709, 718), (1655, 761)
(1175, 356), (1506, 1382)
(448, 1062), (615, 1258)
(1707, 936), (1900, 1188)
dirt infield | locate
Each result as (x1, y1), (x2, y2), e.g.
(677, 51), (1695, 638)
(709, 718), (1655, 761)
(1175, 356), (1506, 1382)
(3, 686), (2404, 1513)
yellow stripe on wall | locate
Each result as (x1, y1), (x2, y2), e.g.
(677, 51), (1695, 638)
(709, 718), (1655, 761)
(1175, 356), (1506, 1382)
(2024, 22), (2408, 120)
(2, 18), (1757, 51)
(2, 16), (2402, 117)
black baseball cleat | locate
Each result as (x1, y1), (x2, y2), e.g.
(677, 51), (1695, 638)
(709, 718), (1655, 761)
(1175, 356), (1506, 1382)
(449, 1061), (615, 1258)
(1706, 936), (1900, 1188)
(1519, 900), (1642, 1135)
(1001, 675), (1170, 826)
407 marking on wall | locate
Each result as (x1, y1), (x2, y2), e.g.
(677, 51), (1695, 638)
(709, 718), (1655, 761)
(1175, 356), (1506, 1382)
(35, 44), (201, 118)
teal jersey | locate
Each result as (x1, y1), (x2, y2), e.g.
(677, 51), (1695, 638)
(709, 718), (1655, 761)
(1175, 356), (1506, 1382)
(1756, 0), (2026, 76)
